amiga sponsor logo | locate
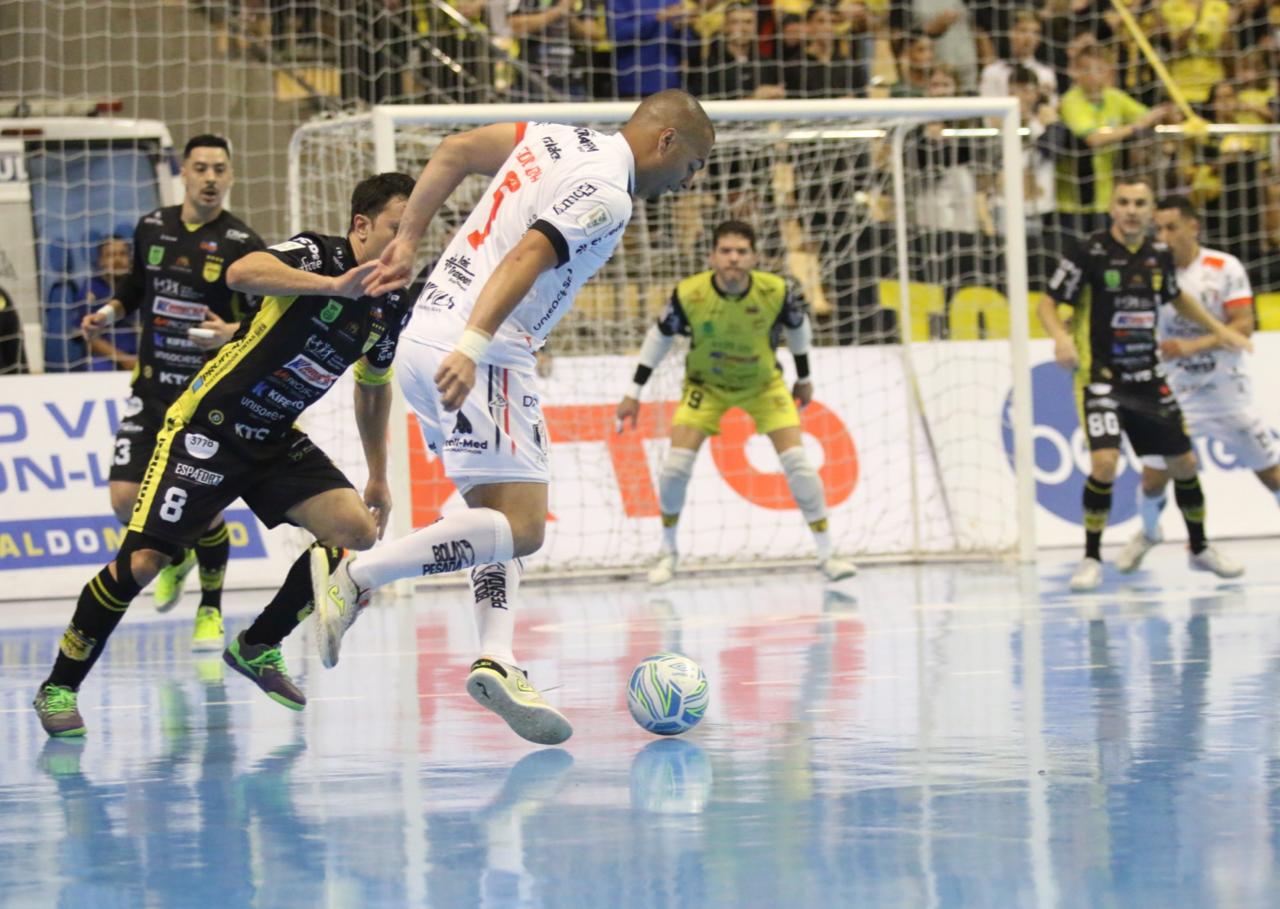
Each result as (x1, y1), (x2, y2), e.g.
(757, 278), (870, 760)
(154, 296), (207, 321)
(282, 354), (340, 390)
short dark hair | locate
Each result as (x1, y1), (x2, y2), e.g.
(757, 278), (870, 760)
(712, 220), (756, 250)
(1008, 63), (1040, 88)
(349, 172), (415, 231)
(184, 134), (231, 159)
(1156, 195), (1200, 221)
(1113, 173), (1155, 193)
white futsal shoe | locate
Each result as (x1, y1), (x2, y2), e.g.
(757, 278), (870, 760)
(819, 556), (858, 582)
(647, 552), (678, 586)
(1069, 557), (1103, 592)
(1189, 545), (1244, 579)
(466, 657), (573, 745)
(1115, 528), (1162, 573)
(312, 547), (370, 669)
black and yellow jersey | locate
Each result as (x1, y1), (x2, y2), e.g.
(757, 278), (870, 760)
(173, 232), (410, 440)
(1046, 230), (1180, 385)
(115, 205), (264, 404)
(657, 270), (806, 391)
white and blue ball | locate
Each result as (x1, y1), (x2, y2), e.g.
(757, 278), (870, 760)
(627, 652), (708, 735)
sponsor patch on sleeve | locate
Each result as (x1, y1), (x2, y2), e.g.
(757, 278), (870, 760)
(576, 203), (612, 237)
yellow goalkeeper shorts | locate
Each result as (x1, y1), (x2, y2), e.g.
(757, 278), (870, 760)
(672, 374), (800, 437)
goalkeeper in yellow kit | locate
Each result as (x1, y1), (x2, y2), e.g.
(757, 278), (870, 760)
(616, 220), (857, 585)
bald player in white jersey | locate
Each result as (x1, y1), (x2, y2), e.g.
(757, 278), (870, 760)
(309, 90), (715, 744)
(1116, 195), (1277, 574)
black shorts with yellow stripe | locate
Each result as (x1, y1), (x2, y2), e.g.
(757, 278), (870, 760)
(107, 395), (168, 485)
(1077, 379), (1192, 458)
(127, 415), (352, 548)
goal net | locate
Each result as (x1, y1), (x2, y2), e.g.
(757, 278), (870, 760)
(290, 99), (1035, 575)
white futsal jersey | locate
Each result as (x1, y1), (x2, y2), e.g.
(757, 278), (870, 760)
(402, 121), (635, 372)
(1158, 247), (1253, 405)
(1150, 246), (1279, 471)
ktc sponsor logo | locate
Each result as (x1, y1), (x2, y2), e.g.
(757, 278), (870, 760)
(406, 400), (858, 526)
(234, 423), (270, 441)
(1001, 362), (1137, 524)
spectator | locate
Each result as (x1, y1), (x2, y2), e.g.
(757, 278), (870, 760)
(904, 65), (990, 311)
(890, 0), (980, 91)
(43, 237), (139, 373)
(506, 0), (590, 99)
(1100, 0), (1159, 107)
(1156, 0), (1230, 105)
(997, 64), (1061, 289)
(689, 1), (784, 99)
(890, 30), (934, 96)
(1054, 44), (1176, 238)
(1229, 0), (1272, 52)
(783, 3), (867, 98)
(414, 0), (499, 103)
(609, 0), (692, 97)
(0, 286), (25, 375)
(979, 9), (1057, 102)
(1233, 48), (1277, 130)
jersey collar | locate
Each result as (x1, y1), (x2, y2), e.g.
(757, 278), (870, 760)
(711, 272), (752, 299)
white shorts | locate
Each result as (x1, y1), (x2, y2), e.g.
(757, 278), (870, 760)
(398, 338), (550, 494)
(1142, 404), (1280, 472)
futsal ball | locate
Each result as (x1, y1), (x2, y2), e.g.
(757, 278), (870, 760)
(627, 652), (709, 736)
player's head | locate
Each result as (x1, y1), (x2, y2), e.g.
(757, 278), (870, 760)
(180, 134), (233, 215)
(1108, 175), (1155, 243)
(623, 90), (715, 201)
(348, 172), (415, 263)
(97, 235), (131, 279)
(708, 220), (757, 286)
(1154, 195), (1201, 260)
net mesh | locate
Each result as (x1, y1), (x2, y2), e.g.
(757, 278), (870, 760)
(293, 107), (1028, 572)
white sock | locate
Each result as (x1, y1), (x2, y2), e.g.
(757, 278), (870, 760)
(1138, 486), (1166, 539)
(471, 559), (520, 665)
(350, 507), (515, 591)
(778, 446), (831, 560)
(660, 518), (679, 555)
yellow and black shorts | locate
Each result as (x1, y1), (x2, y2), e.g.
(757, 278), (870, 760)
(673, 374), (800, 437)
(128, 416), (352, 547)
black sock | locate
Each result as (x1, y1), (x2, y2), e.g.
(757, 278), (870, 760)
(244, 545), (342, 647)
(45, 565), (143, 690)
(195, 521), (230, 613)
(1082, 476), (1113, 561)
(1174, 476), (1207, 554)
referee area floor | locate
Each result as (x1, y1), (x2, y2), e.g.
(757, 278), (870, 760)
(2, 537), (1280, 908)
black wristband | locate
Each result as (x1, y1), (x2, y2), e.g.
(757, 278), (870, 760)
(633, 364), (653, 386)
(793, 354), (810, 380)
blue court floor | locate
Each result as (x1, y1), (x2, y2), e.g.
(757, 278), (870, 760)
(3, 538), (1280, 908)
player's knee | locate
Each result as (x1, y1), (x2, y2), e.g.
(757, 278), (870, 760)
(1090, 451), (1120, 482)
(1258, 465), (1280, 492)
(509, 514), (546, 557)
(1167, 451), (1199, 480)
(333, 514), (379, 552)
(109, 489), (136, 525)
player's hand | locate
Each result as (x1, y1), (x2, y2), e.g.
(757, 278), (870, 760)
(363, 476), (392, 539)
(330, 261), (380, 299)
(616, 396), (640, 433)
(190, 312), (236, 350)
(1053, 336), (1079, 370)
(80, 309), (113, 340)
(435, 350), (477, 411)
(1159, 338), (1191, 360)
(1216, 324), (1253, 353)
(792, 379), (814, 409)
(364, 236), (416, 297)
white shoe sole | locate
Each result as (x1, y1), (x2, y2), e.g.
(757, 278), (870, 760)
(822, 564), (857, 582)
(310, 547), (342, 669)
(191, 635), (225, 653)
(466, 669), (573, 745)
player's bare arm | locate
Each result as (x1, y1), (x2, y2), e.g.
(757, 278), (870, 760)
(366, 123), (521, 297)
(1036, 294), (1078, 369)
(1161, 304), (1255, 360)
(353, 360), (394, 539)
(227, 250), (376, 299)
(435, 229), (560, 411)
(1170, 290), (1253, 353)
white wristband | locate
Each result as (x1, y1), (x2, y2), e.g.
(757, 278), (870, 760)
(627, 382), (645, 401)
(454, 328), (493, 365)
(95, 303), (120, 325)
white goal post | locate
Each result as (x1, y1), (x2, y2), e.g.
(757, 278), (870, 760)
(288, 98), (1036, 573)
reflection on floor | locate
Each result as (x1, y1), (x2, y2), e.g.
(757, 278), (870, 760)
(3, 538), (1280, 908)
